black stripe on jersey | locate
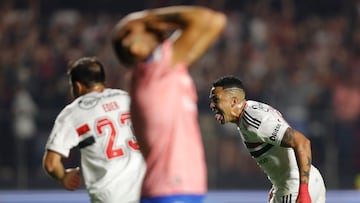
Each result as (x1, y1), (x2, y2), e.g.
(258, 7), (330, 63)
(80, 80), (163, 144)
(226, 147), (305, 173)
(250, 143), (273, 158)
(243, 111), (261, 129)
(243, 117), (259, 129)
(78, 136), (95, 149)
(281, 194), (292, 203)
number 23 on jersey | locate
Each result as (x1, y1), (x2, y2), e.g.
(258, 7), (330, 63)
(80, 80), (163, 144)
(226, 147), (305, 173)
(78, 112), (140, 159)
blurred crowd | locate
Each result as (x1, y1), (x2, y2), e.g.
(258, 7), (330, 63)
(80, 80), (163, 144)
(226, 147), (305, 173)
(0, 0), (359, 190)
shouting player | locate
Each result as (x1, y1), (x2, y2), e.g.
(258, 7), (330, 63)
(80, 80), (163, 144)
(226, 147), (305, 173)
(209, 75), (326, 203)
(42, 57), (146, 203)
(112, 6), (226, 203)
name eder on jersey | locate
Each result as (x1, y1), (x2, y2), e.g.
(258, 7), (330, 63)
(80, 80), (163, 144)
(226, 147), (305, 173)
(78, 92), (122, 110)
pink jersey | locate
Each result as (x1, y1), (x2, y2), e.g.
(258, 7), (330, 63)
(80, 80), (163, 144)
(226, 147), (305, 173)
(130, 40), (207, 197)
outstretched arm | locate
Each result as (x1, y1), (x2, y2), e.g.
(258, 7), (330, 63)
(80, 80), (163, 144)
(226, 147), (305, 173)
(281, 127), (312, 203)
(43, 150), (81, 191)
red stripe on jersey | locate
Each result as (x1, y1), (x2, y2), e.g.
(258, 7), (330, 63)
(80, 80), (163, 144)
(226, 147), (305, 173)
(76, 124), (90, 136)
(245, 142), (263, 148)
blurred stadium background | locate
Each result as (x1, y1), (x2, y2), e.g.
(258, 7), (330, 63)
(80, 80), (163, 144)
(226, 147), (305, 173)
(0, 0), (359, 202)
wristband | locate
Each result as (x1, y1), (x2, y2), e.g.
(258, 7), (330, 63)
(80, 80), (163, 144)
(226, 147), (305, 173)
(299, 183), (309, 194)
(298, 183), (311, 203)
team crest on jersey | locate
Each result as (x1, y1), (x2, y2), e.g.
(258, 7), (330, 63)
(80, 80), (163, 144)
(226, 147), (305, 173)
(79, 96), (100, 109)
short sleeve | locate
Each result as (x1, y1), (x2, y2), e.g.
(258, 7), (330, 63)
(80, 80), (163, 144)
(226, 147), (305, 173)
(45, 113), (79, 157)
(257, 114), (290, 146)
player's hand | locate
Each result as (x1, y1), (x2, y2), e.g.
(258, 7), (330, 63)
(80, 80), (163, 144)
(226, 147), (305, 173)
(61, 167), (81, 191)
(296, 183), (311, 203)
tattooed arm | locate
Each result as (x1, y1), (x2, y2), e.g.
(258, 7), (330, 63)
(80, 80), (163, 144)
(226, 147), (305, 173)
(281, 127), (312, 183)
(281, 127), (312, 203)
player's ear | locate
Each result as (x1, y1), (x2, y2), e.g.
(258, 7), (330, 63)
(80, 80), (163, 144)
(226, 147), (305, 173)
(231, 96), (238, 107)
(75, 82), (85, 95)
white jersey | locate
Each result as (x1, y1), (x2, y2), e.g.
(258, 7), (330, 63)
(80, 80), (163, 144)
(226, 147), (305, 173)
(237, 100), (326, 203)
(45, 88), (146, 203)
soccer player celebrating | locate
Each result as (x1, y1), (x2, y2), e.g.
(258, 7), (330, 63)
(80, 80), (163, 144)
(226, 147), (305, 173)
(42, 57), (146, 203)
(209, 75), (326, 203)
(112, 6), (226, 203)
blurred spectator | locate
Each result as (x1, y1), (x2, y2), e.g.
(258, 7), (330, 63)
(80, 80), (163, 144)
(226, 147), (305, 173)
(332, 77), (360, 188)
(12, 85), (38, 188)
(0, 0), (359, 190)
(12, 86), (38, 140)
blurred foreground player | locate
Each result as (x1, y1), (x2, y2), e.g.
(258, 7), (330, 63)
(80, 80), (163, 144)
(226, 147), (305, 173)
(42, 57), (145, 203)
(112, 6), (226, 203)
(209, 75), (326, 203)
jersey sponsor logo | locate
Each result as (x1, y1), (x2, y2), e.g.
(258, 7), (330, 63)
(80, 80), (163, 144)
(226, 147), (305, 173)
(270, 123), (281, 141)
(79, 96), (100, 109)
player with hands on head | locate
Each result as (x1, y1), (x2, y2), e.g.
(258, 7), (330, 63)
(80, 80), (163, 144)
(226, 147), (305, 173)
(112, 6), (226, 203)
(209, 75), (326, 203)
(42, 57), (146, 203)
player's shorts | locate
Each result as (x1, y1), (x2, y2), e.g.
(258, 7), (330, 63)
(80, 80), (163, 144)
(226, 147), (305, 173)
(269, 166), (326, 203)
(141, 194), (204, 203)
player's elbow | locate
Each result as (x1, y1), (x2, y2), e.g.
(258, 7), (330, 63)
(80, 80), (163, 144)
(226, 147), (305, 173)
(299, 131), (311, 147)
(42, 151), (60, 174)
(211, 12), (227, 32)
(195, 9), (227, 31)
(43, 156), (54, 174)
(295, 134), (311, 152)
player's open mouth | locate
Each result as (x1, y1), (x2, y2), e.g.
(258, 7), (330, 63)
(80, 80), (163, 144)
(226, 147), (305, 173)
(215, 113), (224, 121)
(211, 106), (225, 123)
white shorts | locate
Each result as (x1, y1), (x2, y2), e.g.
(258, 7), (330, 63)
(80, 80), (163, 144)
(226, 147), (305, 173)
(269, 166), (326, 203)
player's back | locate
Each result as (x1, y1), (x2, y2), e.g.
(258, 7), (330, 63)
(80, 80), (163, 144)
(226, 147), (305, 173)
(64, 88), (145, 202)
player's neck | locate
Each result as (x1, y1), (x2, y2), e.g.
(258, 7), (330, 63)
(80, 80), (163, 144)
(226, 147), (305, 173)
(236, 100), (247, 125)
(91, 84), (105, 93)
(83, 84), (105, 95)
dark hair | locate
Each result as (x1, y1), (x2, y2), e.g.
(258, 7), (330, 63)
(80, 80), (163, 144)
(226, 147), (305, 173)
(212, 75), (245, 90)
(67, 57), (105, 88)
(111, 23), (169, 67)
